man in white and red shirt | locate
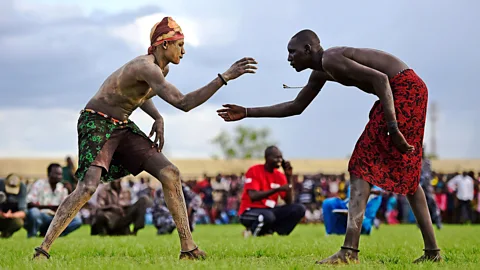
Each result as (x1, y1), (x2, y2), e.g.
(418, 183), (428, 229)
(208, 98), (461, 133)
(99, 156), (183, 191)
(25, 163), (82, 238)
(239, 146), (305, 237)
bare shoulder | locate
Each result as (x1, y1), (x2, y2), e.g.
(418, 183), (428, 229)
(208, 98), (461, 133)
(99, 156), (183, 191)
(129, 55), (164, 81)
(323, 46), (408, 77)
(308, 70), (328, 82)
(322, 46), (354, 63)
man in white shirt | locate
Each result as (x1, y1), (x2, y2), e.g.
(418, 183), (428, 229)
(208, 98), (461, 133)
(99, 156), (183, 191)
(25, 163), (82, 238)
(447, 172), (474, 224)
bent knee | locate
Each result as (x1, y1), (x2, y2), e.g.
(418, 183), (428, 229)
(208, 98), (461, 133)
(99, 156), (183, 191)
(293, 203), (307, 216)
(260, 212), (276, 225)
(79, 184), (97, 197)
(12, 218), (24, 230)
(27, 208), (41, 219)
(137, 195), (153, 207)
(157, 165), (181, 188)
(159, 165), (180, 179)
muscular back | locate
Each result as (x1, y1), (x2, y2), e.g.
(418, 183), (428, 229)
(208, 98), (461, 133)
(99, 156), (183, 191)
(85, 55), (166, 120)
(317, 47), (409, 94)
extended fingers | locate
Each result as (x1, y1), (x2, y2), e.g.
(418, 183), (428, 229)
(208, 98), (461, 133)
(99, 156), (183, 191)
(237, 57), (257, 64)
(217, 112), (232, 121)
(149, 126), (155, 137)
(157, 137), (164, 152)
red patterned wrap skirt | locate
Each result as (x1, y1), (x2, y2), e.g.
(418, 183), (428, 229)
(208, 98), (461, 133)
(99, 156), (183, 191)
(348, 69), (428, 195)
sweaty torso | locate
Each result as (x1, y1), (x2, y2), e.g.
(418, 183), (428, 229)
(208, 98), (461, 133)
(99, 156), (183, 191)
(85, 55), (166, 121)
(314, 47), (409, 94)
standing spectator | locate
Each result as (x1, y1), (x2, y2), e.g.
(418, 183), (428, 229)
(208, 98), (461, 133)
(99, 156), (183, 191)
(447, 171), (475, 224)
(0, 174), (27, 238)
(25, 163), (82, 238)
(62, 156), (78, 194)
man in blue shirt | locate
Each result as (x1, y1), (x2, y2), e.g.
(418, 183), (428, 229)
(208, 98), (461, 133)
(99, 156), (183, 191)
(322, 185), (383, 235)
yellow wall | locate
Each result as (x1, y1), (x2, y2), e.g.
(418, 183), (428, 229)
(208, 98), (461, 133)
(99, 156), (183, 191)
(1, 158), (479, 180)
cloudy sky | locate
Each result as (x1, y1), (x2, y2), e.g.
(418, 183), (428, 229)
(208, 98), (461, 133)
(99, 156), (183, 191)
(0, 0), (478, 159)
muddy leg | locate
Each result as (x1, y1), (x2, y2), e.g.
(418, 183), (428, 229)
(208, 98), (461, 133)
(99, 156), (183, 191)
(407, 186), (442, 263)
(144, 153), (206, 260)
(316, 177), (371, 265)
(32, 166), (102, 260)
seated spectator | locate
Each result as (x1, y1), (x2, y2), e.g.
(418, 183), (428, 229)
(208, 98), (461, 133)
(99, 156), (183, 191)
(322, 185), (383, 235)
(238, 146), (306, 237)
(153, 182), (202, 235)
(90, 179), (151, 236)
(25, 163), (82, 238)
(0, 174), (27, 238)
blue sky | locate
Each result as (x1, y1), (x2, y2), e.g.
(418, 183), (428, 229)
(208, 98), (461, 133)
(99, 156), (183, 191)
(0, 0), (478, 159)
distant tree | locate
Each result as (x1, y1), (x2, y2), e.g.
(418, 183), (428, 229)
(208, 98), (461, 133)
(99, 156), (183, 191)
(211, 125), (276, 159)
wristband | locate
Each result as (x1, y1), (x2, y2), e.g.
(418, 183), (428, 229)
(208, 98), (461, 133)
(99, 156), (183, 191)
(218, 73), (227, 85)
(387, 121), (399, 134)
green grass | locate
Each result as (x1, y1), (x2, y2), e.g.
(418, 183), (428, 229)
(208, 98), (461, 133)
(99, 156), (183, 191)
(1, 224), (479, 269)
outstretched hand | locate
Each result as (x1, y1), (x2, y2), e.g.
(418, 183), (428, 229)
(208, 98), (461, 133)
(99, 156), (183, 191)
(222, 57), (257, 81)
(217, 104), (247, 122)
(390, 131), (414, 154)
(149, 118), (164, 152)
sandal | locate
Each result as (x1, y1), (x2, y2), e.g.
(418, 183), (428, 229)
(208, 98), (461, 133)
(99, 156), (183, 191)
(32, 247), (50, 260)
(341, 246), (360, 253)
(413, 248), (442, 263)
(179, 246), (206, 260)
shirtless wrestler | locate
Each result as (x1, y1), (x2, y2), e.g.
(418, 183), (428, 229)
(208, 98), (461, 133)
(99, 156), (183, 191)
(32, 17), (257, 261)
(217, 29), (441, 264)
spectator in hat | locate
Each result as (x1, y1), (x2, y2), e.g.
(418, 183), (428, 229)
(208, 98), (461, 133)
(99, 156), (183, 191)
(0, 174), (27, 238)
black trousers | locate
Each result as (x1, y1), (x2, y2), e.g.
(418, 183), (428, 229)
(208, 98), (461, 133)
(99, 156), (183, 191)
(457, 199), (472, 224)
(240, 203), (306, 236)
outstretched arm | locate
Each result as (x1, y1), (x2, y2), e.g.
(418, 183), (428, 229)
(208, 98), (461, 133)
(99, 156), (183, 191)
(138, 57), (257, 112)
(248, 71), (326, 117)
(217, 71), (326, 121)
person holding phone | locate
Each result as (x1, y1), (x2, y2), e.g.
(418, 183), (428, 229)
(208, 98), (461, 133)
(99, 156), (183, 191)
(238, 146), (306, 237)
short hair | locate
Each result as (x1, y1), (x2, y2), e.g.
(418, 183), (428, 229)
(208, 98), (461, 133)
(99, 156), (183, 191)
(47, 163), (62, 175)
(292, 29), (320, 45)
(264, 145), (279, 157)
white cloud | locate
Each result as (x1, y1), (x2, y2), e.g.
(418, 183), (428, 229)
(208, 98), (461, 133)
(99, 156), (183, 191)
(0, 104), (238, 159)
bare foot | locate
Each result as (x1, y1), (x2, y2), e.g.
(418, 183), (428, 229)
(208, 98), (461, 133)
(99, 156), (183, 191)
(179, 247), (207, 260)
(413, 250), (442, 263)
(316, 249), (359, 265)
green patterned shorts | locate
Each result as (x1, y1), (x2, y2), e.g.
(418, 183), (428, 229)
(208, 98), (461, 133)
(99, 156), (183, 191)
(75, 110), (157, 183)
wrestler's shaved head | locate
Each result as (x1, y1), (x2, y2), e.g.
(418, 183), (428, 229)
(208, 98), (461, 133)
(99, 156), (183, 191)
(287, 29), (323, 72)
(291, 29), (321, 47)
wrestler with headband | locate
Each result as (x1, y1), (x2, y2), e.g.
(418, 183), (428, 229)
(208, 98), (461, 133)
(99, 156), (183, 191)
(32, 17), (257, 261)
(217, 30), (441, 264)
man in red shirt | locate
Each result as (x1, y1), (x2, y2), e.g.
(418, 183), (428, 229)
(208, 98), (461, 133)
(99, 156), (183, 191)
(239, 146), (306, 237)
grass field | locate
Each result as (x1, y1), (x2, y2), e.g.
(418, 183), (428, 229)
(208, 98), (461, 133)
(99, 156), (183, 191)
(1, 224), (479, 269)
